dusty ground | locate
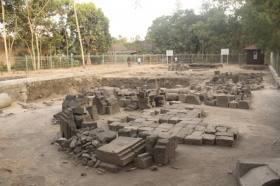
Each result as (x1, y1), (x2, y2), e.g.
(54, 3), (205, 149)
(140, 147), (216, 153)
(0, 64), (280, 186)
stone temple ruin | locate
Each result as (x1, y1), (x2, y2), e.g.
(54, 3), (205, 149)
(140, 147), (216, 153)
(53, 71), (265, 174)
(117, 71), (264, 111)
(108, 105), (238, 147)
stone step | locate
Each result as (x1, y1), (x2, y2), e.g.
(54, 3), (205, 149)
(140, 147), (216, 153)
(240, 165), (280, 186)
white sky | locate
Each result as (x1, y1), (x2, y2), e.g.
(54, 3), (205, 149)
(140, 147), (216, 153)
(76, 0), (204, 40)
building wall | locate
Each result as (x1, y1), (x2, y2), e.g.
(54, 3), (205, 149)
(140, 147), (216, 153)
(246, 50), (264, 65)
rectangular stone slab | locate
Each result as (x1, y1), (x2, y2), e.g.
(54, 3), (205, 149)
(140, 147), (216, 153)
(184, 135), (202, 146)
(96, 137), (145, 166)
(216, 136), (234, 147)
(202, 134), (215, 145)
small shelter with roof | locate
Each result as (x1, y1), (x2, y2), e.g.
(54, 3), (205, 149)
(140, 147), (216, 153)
(244, 44), (264, 65)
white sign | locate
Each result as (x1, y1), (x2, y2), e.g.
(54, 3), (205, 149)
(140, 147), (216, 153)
(166, 50), (173, 56)
(221, 49), (229, 55)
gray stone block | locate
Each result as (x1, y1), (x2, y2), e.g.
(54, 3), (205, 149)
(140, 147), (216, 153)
(154, 139), (170, 165)
(180, 127), (194, 135)
(217, 95), (229, 107)
(146, 134), (159, 155)
(124, 126), (139, 135)
(186, 95), (201, 105)
(178, 94), (187, 103)
(229, 101), (238, 108)
(72, 107), (84, 115)
(173, 132), (186, 144)
(184, 134), (203, 146)
(205, 99), (217, 106)
(216, 126), (228, 132)
(118, 128), (133, 137)
(239, 100), (250, 109)
(202, 134), (215, 145)
(59, 108), (77, 139)
(159, 115), (171, 123)
(168, 117), (179, 124)
(215, 131), (234, 138)
(133, 153), (153, 169)
(216, 136), (234, 147)
(81, 121), (97, 129)
(109, 121), (121, 131)
(195, 125), (206, 131)
(66, 94), (76, 100)
(227, 127), (239, 139)
(96, 131), (117, 143)
(204, 126), (216, 134)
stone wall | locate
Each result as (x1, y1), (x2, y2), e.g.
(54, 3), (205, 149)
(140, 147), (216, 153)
(0, 83), (27, 102)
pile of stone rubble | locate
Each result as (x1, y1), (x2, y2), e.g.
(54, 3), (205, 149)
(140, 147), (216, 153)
(116, 72), (264, 110)
(168, 63), (189, 71)
(54, 87), (120, 139)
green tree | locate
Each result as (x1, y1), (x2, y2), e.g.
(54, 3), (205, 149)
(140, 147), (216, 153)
(67, 2), (111, 65)
(237, 0), (280, 52)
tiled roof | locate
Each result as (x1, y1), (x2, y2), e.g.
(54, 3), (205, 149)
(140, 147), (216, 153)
(244, 44), (259, 50)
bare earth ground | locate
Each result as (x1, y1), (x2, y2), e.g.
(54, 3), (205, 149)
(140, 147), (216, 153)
(0, 64), (280, 186)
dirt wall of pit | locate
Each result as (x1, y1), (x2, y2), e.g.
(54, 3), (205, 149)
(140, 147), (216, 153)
(0, 75), (191, 102)
(98, 77), (191, 89)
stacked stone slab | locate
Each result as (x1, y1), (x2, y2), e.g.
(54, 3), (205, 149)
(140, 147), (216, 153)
(97, 136), (146, 166)
(203, 72), (265, 109)
(59, 108), (78, 139)
(136, 89), (158, 110)
(84, 86), (121, 115)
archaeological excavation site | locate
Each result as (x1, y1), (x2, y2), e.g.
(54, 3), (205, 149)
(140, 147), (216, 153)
(0, 63), (279, 186)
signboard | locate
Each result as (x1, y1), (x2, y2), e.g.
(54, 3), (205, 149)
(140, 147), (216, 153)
(221, 49), (229, 63)
(221, 49), (229, 55)
(166, 50), (173, 56)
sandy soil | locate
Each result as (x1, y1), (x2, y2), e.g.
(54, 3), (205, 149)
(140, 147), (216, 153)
(0, 64), (280, 186)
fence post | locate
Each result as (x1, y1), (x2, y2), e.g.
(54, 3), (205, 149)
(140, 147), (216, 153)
(50, 55), (53, 74)
(275, 51), (280, 76)
(239, 54), (241, 65)
(114, 53), (116, 66)
(25, 55), (28, 78)
(71, 54), (73, 73)
(227, 55), (229, 64)
(103, 54), (105, 67)
(88, 56), (90, 73)
(143, 54), (144, 65)
(150, 54), (151, 64)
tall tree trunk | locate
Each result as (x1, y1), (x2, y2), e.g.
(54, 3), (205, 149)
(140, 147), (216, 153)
(35, 31), (40, 70)
(1, 1), (11, 72)
(65, 29), (69, 57)
(73, 1), (85, 68)
(87, 50), (91, 65)
(7, 16), (16, 64)
(27, 17), (36, 71)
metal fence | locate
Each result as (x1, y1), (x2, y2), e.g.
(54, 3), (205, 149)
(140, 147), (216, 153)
(270, 51), (280, 77)
(0, 54), (245, 76)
